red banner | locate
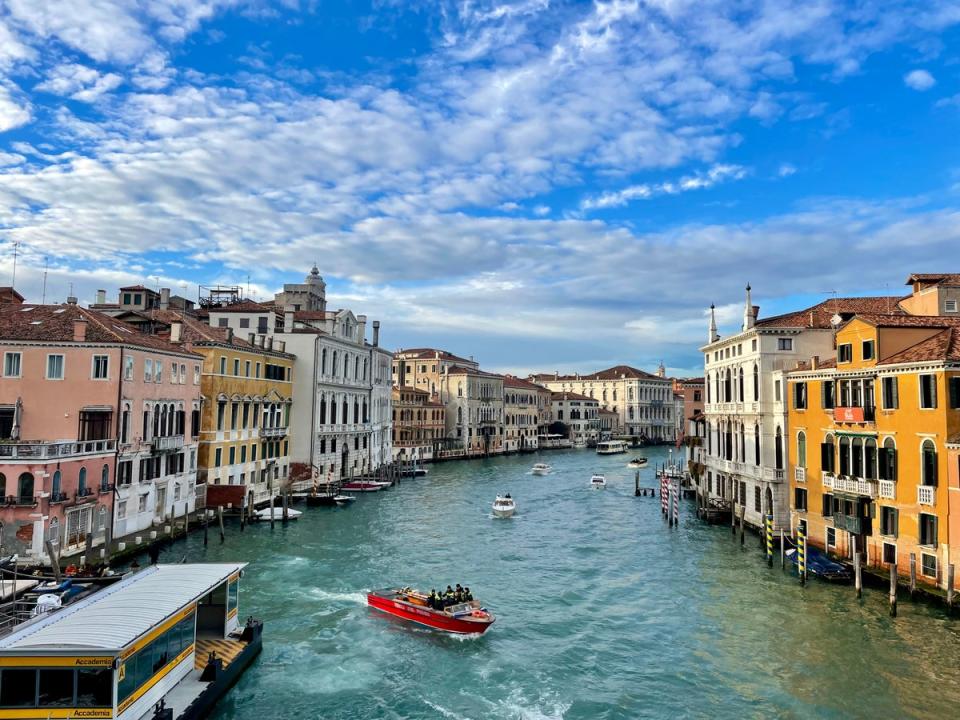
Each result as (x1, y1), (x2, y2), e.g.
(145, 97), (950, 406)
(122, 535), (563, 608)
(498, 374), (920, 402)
(834, 406), (864, 423)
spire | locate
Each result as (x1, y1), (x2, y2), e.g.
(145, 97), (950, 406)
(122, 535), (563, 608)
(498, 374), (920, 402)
(743, 283), (755, 331)
(709, 303), (719, 343)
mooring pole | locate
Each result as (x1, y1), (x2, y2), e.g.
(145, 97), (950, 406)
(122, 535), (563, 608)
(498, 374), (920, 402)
(739, 505), (745, 547)
(765, 515), (773, 567)
(203, 510), (209, 546)
(889, 564), (898, 618)
(948, 565), (956, 611)
(218, 505), (225, 544)
(909, 553), (917, 599)
(780, 529), (785, 570)
(798, 526), (806, 586)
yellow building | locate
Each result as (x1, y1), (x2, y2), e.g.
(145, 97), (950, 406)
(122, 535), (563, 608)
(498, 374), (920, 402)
(391, 386), (445, 462)
(787, 314), (960, 588)
(153, 312), (296, 509)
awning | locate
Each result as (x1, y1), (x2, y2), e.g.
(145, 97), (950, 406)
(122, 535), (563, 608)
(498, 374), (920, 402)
(835, 430), (877, 438)
(81, 405), (114, 412)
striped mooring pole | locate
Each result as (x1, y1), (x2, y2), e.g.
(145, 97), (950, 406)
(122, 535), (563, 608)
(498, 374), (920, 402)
(765, 514), (774, 567)
(797, 526), (807, 586)
(661, 476), (668, 516)
(672, 480), (679, 526)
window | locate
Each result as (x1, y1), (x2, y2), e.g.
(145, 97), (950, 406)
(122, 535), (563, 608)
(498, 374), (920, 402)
(78, 410), (112, 441)
(256, 362), (261, 378)
(793, 382), (807, 410)
(794, 487), (807, 511)
(838, 436), (850, 475)
(144, 359), (153, 382)
(949, 377), (960, 409)
(124, 355), (134, 380)
(214, 448), (222, 467)
(919, 374), (937, 409)
(880, 506), (898, 537)
(862, 340), (875, 361)
(218, 317), (229, 328)
(837, 344), (852, 363)
(46, 354), (64, 380)
(921, 439), (937, 486)
(92, 354), (109, 379)
(882, 376), (899, 409)
(219, 356), (227, 374)
(821, 492), (833, 517)
(233, 358), (240, 376)
(797, 431), (806, 468)
(946, 299), (958, 312)
(754, 486), (761, 513)
(922, 553), (937, 578)
(245, 360), (251, 378)
(3, 351), (21, 377)
(919, 512), (937, 546)
(777, 338), (793, 351)
(826, 526), (836, 549)
(154, 360), (162, 383)
(883, 542), (897, 565)
(774, 380), (781, 402)
(879, 438), (897, 481)
(821, 380), (835, 409)
(239, 317), (250, 328)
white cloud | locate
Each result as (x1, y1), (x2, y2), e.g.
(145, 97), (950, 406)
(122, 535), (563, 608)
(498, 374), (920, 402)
(778, 163), (797, 177)
(0, 82), (31, 132)
(904, 68), (936, 90)
(36, 64), (123, 102)
(581, 164), (747, 211)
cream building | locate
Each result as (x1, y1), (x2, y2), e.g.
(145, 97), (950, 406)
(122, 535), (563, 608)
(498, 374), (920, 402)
(441, 366), (504, 456)
(503, 376), (549, 452)
(550, 391), (600, 445)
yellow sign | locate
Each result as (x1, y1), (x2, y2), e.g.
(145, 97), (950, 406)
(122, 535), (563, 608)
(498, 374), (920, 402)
(0, 656), (114, 668)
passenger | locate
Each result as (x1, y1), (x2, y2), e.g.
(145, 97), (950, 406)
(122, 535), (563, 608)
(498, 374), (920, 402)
(444, 585), (455, 607)
(464, 587), (473, 602)
(428, 589), (438, 609)
(455, 584), (464, 602)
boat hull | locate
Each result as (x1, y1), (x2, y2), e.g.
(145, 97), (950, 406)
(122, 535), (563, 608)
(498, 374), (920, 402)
(492, 507), (515, 518)
(367, 591), (494, 635)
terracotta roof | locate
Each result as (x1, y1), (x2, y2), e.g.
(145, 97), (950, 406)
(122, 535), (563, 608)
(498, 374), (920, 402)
(0, 304), (200, 355)
(119, 284), (156, 292)
(533, 365), (663, 382)
(144, 310), (294, 357)
(392, 385), (429, 396)
(446, 365), (502, 378)
(206, 300), (279, 315)
(947, 432), (960, 447)
(293, 310), (334, 321)
(792, 357), (838, 372)
(550, 391), (596, 402)
(754, 296), (906, 330)
(503, 375), (547, 390)
(396, 348), (475, 364)
(879, 327), (960, 365)
(848, 314), (960, 329)
(905, 273), (960, 286)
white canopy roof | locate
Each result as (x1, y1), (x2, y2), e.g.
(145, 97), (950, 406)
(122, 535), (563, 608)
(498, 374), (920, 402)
(0, 563), (246, 653)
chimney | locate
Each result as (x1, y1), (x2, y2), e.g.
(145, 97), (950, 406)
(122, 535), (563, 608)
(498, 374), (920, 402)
(372, 320), (380, 347)
(160, 288), (170, 310)
(284, 310), (294, 331)
(357, 314), (367, 344)
(170, 321), (183, 344)
(95, 289), (106, 305)
(259, 335), (266, 348)
(248, 332), (256, 345)
(267, 337), (273, 350)
(66, 295), (78, 305)
(73, 317), (88, 342)
(709, 303), (719, 343)
(752, 305), (760, 321)
(278, 340), (285, 352)
(811, 355), (819, 371)
(225, 327), (233, 342)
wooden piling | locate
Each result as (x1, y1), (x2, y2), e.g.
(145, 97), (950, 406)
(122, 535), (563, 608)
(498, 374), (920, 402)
(217, 505), (225, 543)
(852, 536), (861, 599)
(282, 491), (289, 522)
(909, 554), (917, 598)
(780, 529), (785, 570)
(240, 495), (246, 532)
(269, 491), (275, 530)
(203, 510), (209, 546)
(739, 506), (745, 547)
(948, 565), (955, 611)
(44, 541), (62, 583)
(889, 564), (898, 617)
(798, 527), (806, 586)
(183, 502), (189, 536)
(765, 515), (773, 568)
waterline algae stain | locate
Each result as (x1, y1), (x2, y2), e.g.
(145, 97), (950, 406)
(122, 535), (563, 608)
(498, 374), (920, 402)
(144, 448), (960, 719)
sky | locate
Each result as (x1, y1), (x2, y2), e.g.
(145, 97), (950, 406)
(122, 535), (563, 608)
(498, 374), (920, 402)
(1, 0), (960, 377)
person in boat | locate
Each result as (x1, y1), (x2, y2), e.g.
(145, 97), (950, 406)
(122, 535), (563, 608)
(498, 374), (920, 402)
(443, 585), (455, 607)
(464, 587), (473, 602)
(455, 584), (464, 602)
(429, 589), (439, 609)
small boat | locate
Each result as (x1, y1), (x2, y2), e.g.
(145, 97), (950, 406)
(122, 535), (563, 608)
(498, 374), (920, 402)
(367, 587), (495, 635)
(785, 545), (852, 583)
(334, 494), (356, 505)
(627, 457), (648, 468)
(530, 463), (552, 476)
(596, 440), (628, 455)
(590, 474), (606, 489)
(340, 480), (386, 492)
(400, 466), (429, 477)
(492, 494), (516, 518)
(305, 493), (338, 506)
(253, 507), (303, 521)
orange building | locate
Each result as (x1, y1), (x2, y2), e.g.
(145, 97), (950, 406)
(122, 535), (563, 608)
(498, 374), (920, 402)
(787, 314), (960, 589)
(391, 386), (445, 462)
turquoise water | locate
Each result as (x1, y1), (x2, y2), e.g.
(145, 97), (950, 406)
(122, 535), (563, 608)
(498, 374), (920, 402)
(149, 447), (960, 719)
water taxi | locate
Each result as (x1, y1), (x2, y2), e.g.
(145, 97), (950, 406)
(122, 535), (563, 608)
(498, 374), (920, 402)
(627, 457), (649, 468)
(340, 480), (390, 492)
(253, 507), (303, 521)
(590, 474), (607, 489)
(530, 463), (552, 476)
(367, 588), (495, 635)
(0, 563), (261, 720)
(596, 440), (628, 455)
(492, 494), (516, 518)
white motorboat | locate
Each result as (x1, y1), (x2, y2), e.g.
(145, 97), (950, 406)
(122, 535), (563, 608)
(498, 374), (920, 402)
(531, 463), (552, 476)
(254, 507), (303, 521)
(492, 494), (516, 518)
(590, 474), (607, 489)
(596, 440), (628, 455)
(333, 495), (356, 505)
(627, 457), (649, 468)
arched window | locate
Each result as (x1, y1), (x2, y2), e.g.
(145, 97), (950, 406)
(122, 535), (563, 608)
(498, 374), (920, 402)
(753, 363), (759, 401)
(353, 401), (359, 423)
(0, 472), (6, 498)
(838, 437), (850, 476)
(738, 367), (744, 402)
(739, 423), (745, 461)
(754, 424), (761, 466)
(706, 374), (711, 403)
(921, 439), (938, 486)
(851, 437), (863, 477)
(17, 472), (34, 504)
(101, 464), (110, 490)
(821, 433), (835, 474)
(332, 351), (338, 378)
(78, 467), (87, 496)
(319, 396), (327, 425)
(865, 438), (878, 479)
(775, 426), (783, 470)
(329, 398), (337, 425)
(51, 470), (61, 499)
(48, 517), (60, 545)
(724, 369), (732, 402)
(97, 506), (107, 531)
(880, 437), (897, 481)
(321, 348), (327, 374)
(342, 399), (349, 423)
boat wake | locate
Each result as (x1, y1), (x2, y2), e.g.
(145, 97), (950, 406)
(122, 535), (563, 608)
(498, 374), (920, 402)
(422, 700), (473, 720)
(309, 588), (368, 606)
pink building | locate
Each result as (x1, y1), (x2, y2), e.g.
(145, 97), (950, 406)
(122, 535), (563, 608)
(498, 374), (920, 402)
(0, 297), (202, 563)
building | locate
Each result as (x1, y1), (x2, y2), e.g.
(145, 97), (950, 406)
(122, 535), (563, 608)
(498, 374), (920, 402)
(503, 376), (549, 452)
(700, 286), (905, 532)
(786, 313), (960, 588)
(899, 273), (960, 316)
(598, 408), (619, 438)
(392, 386), (445, 462)
(550, 391), (600, 445)
(532, 365), (675, 441)
(393, 348), (479, 398)
(440, 366), (504, 456)
(146, 311), (296, 510)
(0, 297), (202, 562)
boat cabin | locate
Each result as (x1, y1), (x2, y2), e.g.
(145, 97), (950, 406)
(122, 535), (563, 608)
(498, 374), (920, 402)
(0, 563), (252, 720)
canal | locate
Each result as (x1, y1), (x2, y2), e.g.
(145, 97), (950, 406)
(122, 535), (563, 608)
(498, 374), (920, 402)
(147, 447), (960, 719)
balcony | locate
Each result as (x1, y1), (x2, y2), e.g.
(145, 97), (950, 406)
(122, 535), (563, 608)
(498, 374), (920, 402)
(822, 472), (834, 490)
(0, 438), (116, 461)
(795, 467), (806, 483)
(917, 485), (935, 506)
(833, 512), (862, 535)
(762, 467), (786, 483)
(831, 476), (878, 498)
(4, 495), (36, 507)
(833, 406), (876, 424)
(48, 492), (68, 504)
(154, 435), (184, 452)
(261, 426), (288, 439)
(878, 480), (895, 499)
(76, 487), (95, 500)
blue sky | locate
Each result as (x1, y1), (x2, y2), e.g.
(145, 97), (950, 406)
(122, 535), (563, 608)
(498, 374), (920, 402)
(1, 0), (960, 376)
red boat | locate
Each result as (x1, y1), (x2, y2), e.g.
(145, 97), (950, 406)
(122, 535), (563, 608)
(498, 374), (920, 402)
(340, 480), (390, 492)
(367, 588), (495, 635)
